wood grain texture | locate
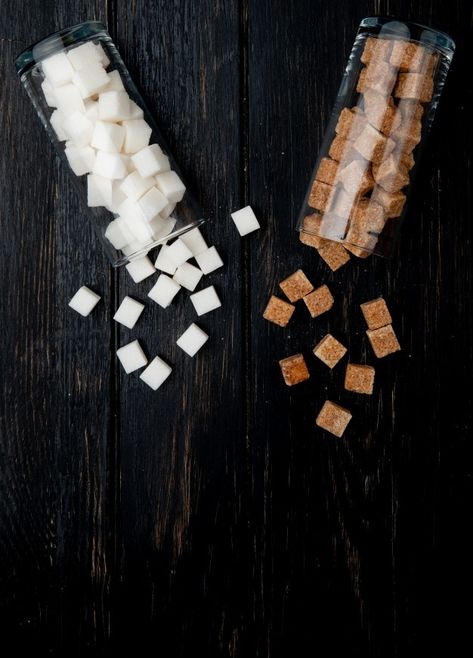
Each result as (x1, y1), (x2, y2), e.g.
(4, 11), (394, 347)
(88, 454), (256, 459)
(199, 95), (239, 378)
(0, 0), (472, 656)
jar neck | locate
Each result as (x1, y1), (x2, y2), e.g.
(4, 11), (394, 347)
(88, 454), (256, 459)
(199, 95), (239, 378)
(359, 17), (455, 57)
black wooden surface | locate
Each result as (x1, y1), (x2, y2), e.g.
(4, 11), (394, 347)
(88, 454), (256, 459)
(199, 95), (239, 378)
(0, 1), (472, 656)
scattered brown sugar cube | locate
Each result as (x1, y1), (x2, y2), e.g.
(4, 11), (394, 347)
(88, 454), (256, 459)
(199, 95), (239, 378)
(366, 324), (401, 358)
(390, 40), (427, 72)
(335, 108), (367, 140)
(318, 240), (351, 272)
(313, 334), (347, 369)
(357, 67), (368, 93)
(315, 157), (339, 185)
(343, 242), (373, 259)
(360, 297), (392, 329)
(362, 90), (402, 136)
(350, 198), (387, 234)
(303, 284), (334, 318)
(299, 213), (327, 249)
(329, 135), (355, 162)
(361, 37), (393, 65)
(319, 212), (350, 241)
(279, 269), (313, 302)
(371, 186), (407, 218)
(336, 159), (374, 196)
(279, 353), (310, 386)
(353, 123), (396, 163)
(316, 400), (352, 438)
(373, 154), (410, 193)
(344, 363), (375, 395)
(363, 60), (397, 96)
(308, 180), (335, 212)
(394, 72), (434, 103)
(263, 295), (295, 328)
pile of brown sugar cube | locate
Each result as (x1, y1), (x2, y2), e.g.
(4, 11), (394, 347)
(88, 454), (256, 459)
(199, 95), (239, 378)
(263, 269), (401, 438)
(300, 36), (438, 260)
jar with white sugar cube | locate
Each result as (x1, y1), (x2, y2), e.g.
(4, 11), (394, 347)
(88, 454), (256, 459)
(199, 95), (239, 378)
(15, 21), (207, 267)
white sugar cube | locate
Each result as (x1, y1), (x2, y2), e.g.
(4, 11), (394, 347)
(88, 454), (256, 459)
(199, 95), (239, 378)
(165, 238), (193, 267)
(104, 69), (125, 92)
(116, 339), (147, 374)
(63, 111), (93, 147)
(122, 240), (151, 256)
(41, 79), (57, 107)
(42, 52), (74, 87)
(179, 227), (207, 256)
(68, 286), (101, 316)
(94, 43), (110, 68)
(129, 100), (144, 119)
(122, 119), (152, 154)
(98, 90), (130, 122)
(67, 42), (102, 71)
(136, 186), (168, 221)
(195, 246), (223, 274)
(105, 217), (135, 249)
(123, 215), (154, 242)
(231, 205), (260, 236)
(120, 170), (155, 201)
(148, 216), (168, 237)
(155, 170), (186, 203)
(190, 285), (221, 316)
(84, 99), (99, 122)
(154, 217), (177, 240)
(160, 202), (176, 220)
(54, 83), (86, 115)
(148, 274), (181, 308)
(176, 323), (209, 357)
(118, 197), (146, 223)
(109, 181), (128, 213)
(87, 173), (113, 207)
(125, 255), (156, 282)
(93, 151), (128, 179)
(139, 356), (172, 390)
(154, 244), (177, 275)
(65, 144), (96, 176)
(131, 144), (170, 178)
(50, 109), (67, 141)
(172, 262), (203, 291)
(91, 120), (125, 152)
(113, 296), (145, 329)
(72, 64), (110, 99)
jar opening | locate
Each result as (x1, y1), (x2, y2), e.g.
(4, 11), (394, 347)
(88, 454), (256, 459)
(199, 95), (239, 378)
(360, 17), (455, 56)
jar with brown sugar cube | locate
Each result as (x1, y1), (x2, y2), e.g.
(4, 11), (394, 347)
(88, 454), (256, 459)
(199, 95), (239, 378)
(297, 18), (455, 258)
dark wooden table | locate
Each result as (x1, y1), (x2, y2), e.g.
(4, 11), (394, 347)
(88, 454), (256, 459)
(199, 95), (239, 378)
(1, 1), (472, 656)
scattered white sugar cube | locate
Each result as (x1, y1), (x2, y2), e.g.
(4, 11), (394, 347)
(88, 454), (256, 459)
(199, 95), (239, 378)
(105, 217), (135, 250)
(160, 201), (176, 220)
(179, 227), (207, 256)
(42, 52), (74, 87)
(136, 186), (168, 221)
(172, 262), (203, 291)
(129, 100), (144, 119)
(195, 246), (223, 274)
(148, 274), (181, 308)
(87, 173), (113, 207)
(91, 120), (125, 152)
(72, 64), (110, 99)
(98, 90), (130, 122)
(165, 238), (193, 267)
(231, 205), (260, 236)
(120, 170), (155, 201)
(113, 296), (145, 329)
(123, 215), (154, 242)
(41, 79), (57, 107)
(63, 111), (94, 147)
(116, 339), (147, 374)
(109, 181), (128, 213)
(50, 109), (67, 141)
(131, 144), (170, 178)
(122, 119), (152, 154)
(105, 69), (125, 92)
(67, 42), (102, 71)
(93, 151), (128, 180)
(139, 356), (172, 390)
(125, 255), (156, 282)
(68, 286), (101, 317)
(65, 144), (96, 176)
(84, 99), (99, 122)
(154, 244), (177, 275)
(176, 323), (209, 357)
(190, 285), (221, 316)
(94, 43), (110, 68)
(155, 170), (186, 203)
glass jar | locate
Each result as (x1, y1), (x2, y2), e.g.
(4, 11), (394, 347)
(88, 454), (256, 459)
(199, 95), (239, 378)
(15, 21), (206, 267)
(297, 17), (455, 258)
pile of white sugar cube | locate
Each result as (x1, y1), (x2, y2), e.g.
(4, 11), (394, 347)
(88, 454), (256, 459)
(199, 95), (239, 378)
(40, 41), (186, 258)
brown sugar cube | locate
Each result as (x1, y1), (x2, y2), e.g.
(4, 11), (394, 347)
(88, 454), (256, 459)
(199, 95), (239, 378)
(299, 213), (327, 249)
(313, 334), (347, 369)
(373, 154), (410, 193)
(330, 187), (360, 219)
(263, 295), (295, 328)
(357, 67), (368, 93)
(422, 52), (439, 78)
(362, 89), (402, 136)
(344, 223), (379, 256)
(390, 40), (427, 72)
(308, 180), (335, 212)
(279, 269), (313, 302)
(350, 198), (387, 234)
(393, 121), (422, 154)
(318, 240), (351, 272)
(335, 108), (367, 140)
(279, 353), (310, 386)
(360, 297), (392, 329)
(361, 37), (393, 65)
(329, 135), (356, 162)
(303, 284), (334, 318)
(393, 148), (415, 171)
(353, 123), (396, 163)
(399, 99), (424, 123)
(366, 324), (401, 358)
(394, 72), (434, 103)
(316, 400), (352, 438)
(319, 212), (350, 241)
(363, 60), (397, 96)
(344, 363), (375, 395)
(336, 159), (374, 196)
(315, 157), (339, 185)
(344, 242), (373, 259)
(371, 186), (407, 218)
